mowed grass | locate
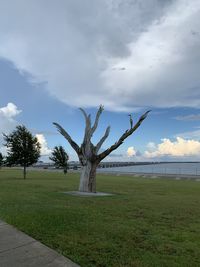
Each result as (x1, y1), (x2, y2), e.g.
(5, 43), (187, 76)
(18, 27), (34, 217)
(1, 169), (200, 266)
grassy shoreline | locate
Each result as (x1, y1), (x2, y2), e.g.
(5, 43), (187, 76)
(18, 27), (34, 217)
(1, 168), (200, 266)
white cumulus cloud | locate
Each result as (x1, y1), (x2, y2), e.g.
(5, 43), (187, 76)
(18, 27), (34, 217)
(0, 102), (22, 154)
(0, 102), (21, 118)
(127, 146), (137, 157)
(0, 0), (199, 111)
(0, 102), (21, 135)
(145, 137), (200, 158)
(35, 134), (52, 156)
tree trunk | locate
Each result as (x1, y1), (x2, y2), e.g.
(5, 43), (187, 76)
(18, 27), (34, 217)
(23, 165), (26, 179)
(63, 168), (67, 175)
(79, 161), (98, 193)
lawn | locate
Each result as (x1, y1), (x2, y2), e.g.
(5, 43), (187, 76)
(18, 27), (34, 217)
(0, 169), (200, 267)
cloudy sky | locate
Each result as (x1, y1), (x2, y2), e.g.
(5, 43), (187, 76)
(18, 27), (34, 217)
(0, 0), (200, 162)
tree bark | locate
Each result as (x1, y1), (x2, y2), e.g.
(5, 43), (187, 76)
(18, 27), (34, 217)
(63, 167), (67, 175)
(23, 165), (26, 179)
(88, 162), (97, 192)
(79, 161), (98, 193)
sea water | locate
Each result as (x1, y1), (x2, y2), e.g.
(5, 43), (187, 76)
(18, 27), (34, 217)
(98, 162), (200, 175)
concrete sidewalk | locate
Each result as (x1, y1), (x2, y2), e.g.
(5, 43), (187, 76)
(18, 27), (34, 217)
(0, 220), (80, 267)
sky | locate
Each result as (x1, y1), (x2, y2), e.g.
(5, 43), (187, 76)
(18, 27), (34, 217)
(0, 0), (200, 162)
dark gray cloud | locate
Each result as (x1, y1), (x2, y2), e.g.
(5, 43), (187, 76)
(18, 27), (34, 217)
(0, 0), (199, 111)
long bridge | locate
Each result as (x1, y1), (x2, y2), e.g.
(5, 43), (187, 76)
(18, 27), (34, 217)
(33, 161), (200, 170)
(33, 161), (159, 170)
(98, 161), (157, 168)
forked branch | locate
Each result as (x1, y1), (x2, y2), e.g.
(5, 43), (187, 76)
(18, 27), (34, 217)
(97, 110), (151, 161)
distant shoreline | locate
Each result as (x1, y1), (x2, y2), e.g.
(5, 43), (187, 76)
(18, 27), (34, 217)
(4, 167), (200, 180)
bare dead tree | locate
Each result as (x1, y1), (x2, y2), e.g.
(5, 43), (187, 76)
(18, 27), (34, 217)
(53, 105), (150, 193)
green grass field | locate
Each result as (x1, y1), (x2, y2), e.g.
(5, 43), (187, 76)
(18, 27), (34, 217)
(1, 169), (200, 267)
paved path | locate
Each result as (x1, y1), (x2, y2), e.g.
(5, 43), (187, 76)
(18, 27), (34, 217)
(0, 220), (80, 267)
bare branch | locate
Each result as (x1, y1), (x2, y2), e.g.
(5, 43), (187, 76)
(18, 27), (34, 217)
(97, 110), (151, 161)
(79, 108), (92, 144)
(95, 126), (110, 153)
(128, 114), (133, 128)
(79, 108), (88, 122)
(91, 105), (104, 135)
(53, 122), (80, 154)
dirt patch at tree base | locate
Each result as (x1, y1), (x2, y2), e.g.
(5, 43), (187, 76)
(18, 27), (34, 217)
(62, 191), (114, 197)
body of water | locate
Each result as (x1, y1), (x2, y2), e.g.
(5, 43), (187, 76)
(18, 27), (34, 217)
(98, 162), (200, 176)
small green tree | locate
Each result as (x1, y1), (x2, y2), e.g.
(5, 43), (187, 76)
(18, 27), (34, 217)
(0, 152), (3, 169)
(49, 146), (69, 175)
(3, 125), (41, 179)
